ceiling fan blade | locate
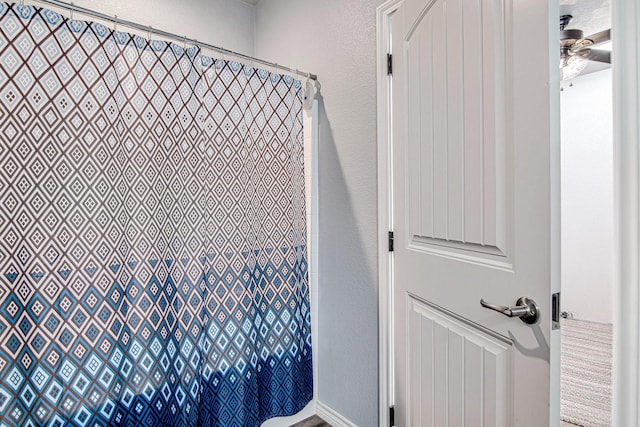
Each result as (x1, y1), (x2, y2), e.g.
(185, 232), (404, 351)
(587, 49), (611, 64)
(585, 28), (611, 46)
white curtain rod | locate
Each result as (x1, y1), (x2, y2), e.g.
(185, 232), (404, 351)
(24, 0), (318, 81)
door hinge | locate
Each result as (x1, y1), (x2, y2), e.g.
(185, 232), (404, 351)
(389, 406), (395, 426)
(388, 231), (394, 252)
(387, 53), (393, 75)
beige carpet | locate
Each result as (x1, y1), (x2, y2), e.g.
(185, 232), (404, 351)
(561, 317), (612, 427)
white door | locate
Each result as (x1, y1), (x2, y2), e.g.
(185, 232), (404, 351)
(391, 0), (560, 425)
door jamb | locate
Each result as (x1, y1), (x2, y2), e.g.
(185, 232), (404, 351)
(376, 1), (403, 426)
(376, 0), (640, 425)
(612, 0), (640, 425)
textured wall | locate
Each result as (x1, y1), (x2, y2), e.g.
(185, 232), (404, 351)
(561, 69), (614, 323)
(254, 1), (382, 426)
(29, 0), (255, 55)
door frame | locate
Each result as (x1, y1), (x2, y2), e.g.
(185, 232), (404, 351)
(376, 0), (640, 426)
(612, 0), (640, 425)
(376, 1), (402, 426)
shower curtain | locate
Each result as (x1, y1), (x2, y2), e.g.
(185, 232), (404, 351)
(0, 3), (312, 427)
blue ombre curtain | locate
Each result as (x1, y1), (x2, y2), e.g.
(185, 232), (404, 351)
(0, 3), (312, 426)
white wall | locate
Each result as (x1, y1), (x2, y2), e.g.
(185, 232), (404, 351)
(561, 69), (614, 324)
(254, 2), (383, 426)
(27, 0), (255, 55)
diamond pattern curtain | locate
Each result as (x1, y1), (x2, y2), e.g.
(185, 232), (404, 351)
(0, 3), (312, 426)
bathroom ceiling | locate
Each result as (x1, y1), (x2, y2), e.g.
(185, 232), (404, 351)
(560, 0), (610, 36)
(560, 0), (611, 76)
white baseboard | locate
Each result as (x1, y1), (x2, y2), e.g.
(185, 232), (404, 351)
(316, 401), (357, 427)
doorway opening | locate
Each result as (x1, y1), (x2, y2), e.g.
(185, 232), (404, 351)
(559, 1), (613, 425)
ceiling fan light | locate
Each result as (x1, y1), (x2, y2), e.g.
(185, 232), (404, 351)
(560, 55), (588, 80)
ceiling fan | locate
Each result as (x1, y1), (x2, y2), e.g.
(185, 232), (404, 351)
(560, 14), (611, 80)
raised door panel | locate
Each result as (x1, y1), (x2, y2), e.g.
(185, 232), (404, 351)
(406, 296), (511, 426)
(404, 0), (509, 262)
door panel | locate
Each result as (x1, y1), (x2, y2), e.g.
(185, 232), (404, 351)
(404, 0), (508, 260)
(392, 0), (558, 424)
(407, 296), (512, 427)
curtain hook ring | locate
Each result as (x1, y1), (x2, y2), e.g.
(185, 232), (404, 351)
(69, 2), (74, 20)
(183, 35), (187, 50)
(147, 26), (152, 41)
(113, 15), (118, 32)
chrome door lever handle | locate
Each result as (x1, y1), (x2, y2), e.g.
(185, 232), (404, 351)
(480, 297), (540, 325)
